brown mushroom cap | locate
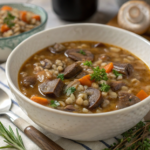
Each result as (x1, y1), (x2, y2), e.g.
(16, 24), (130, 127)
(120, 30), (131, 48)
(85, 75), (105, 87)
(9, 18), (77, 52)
(85, 87), (103, 109)
(65, 49), (94, 61)
(118, 1), (150, 35)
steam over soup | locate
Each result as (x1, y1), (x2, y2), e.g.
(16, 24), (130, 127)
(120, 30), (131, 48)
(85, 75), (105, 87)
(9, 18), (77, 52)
(18, 41), (150, 113)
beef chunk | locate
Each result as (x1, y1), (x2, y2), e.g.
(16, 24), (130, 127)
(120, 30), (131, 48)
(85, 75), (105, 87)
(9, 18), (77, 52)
(49, 43), (66, 53)
(113, 63), (134, 76)
(76, 71), (87, 79)
(110, 81), (126, 91)
(94, 43), (105, 48)
(22, 76), (36, 87)
(39, 79), (64, 97)
(99, 54), (110, 61)
(64, 105), (76, 112)
(117, 91), (140, 109)
(40, 59), (52, 69)
(63, 63), (82, 78)
(85, 87), (103, 109)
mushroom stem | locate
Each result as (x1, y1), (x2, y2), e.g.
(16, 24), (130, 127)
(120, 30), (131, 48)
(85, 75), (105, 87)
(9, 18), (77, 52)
(127, 6), (143, 23)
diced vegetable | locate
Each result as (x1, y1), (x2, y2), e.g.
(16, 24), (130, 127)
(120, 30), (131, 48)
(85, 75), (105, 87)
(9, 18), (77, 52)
(79, 75), (92, 87)
(50, 100), (60, 108)
(112, 69), (122, 77)
(66, 87), (76, 96)
(20, 11), (28, 23)
(136, 90), (149, 100)
(30, 96), (49, 105)
(91, 67), (108, 81)
(1, 24), (10, 33)
(104, 62), (113, 73)
(57, 73), (64, 81)
(79, 50), (86, 55)
(83, 61), (92, 67)
(100, 83), (110, 92)
(1, 6), (12, 11)
(32, 15), (41, 21)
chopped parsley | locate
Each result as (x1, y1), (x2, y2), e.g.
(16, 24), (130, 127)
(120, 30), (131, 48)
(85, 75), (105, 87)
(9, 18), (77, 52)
(113, 69), (122, 77)
(50, 100), (60, 108)
(57, 73), (64, 81)
(90, 67), (108, 81)
(129, 99), (132, 102)
(4, 12), (15, 28)
(100, 83), (110, 92)
(79, 50), (86, 55)
(83, 61), (92, 67)
(66, 87), (76, 96)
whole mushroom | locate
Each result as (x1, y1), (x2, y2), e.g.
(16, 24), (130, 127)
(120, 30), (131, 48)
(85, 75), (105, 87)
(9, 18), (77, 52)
(118, 1), (150, 35)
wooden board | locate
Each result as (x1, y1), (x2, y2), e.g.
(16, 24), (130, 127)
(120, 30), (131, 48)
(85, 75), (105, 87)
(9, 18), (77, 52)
(107, 16), (150, 41)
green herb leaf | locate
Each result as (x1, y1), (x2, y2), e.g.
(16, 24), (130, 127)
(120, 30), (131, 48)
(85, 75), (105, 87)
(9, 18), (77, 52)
(0, 122), (26, 150)
(100, 83), (110, 92)
(83, 61), (92, 67)
(50, 100), (60, 108)
(66, 87), (76, 96)
(112, 69), (122, 77)
(129, 99), (132, 102)
(4, 12), (15, 28)
(57, 74), (64, 81)
(79, 50), (86, 55)
(90, 67), (108, 81)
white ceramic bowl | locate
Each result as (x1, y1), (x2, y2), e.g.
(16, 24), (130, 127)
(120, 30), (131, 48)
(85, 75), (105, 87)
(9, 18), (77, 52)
(6, 24), (150, 141)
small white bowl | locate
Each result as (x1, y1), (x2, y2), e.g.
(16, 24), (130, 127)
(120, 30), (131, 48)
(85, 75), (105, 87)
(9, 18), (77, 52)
(6, 24), (150, 141)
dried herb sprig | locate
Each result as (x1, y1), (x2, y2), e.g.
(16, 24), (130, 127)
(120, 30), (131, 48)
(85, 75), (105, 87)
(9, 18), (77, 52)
(103, 121), (150, 150)
(0, 122), (26, 150)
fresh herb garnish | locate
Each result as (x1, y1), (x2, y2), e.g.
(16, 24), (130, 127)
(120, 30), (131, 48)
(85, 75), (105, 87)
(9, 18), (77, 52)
(100, 83), (110, 92)
(83, 61), (92, 67)
(57, 73), (64, 81)
(66, 87), (76, 96)
(50, 100), (60, 108)
(0, 122), (26, 150)
(90, 67), (108, 81)
(113, 69), (122, 77)
(4, 12), (15, 28)
(102, 121), (150, 150)
(79, 50), (86, 55)
(129, 99), (132, 101)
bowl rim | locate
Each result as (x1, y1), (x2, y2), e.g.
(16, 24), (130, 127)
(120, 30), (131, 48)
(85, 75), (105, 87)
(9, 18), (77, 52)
(0, 3), (48, 40)
(6, 23), (150, 117)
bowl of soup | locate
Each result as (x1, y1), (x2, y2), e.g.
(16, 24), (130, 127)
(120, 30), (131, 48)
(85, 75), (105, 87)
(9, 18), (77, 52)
(0, 3), (48, 61)
(6, 24), (150, 141)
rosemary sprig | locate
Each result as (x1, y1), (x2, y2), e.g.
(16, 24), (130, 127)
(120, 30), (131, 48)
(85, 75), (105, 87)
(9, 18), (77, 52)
(0, 122), (26, 150)
(103, 121), (150, 150)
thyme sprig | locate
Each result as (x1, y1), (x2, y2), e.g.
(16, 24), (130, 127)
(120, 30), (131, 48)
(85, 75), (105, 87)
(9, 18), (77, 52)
(103, 121), (150, 150)
(0, 122), (26, 150)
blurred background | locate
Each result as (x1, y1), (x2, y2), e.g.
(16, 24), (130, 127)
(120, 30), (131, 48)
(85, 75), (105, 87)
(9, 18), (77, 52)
(0, 0), (130, 28)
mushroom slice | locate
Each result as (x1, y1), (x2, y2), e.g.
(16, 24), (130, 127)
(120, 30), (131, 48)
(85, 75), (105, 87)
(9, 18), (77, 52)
(22, 76), (37, 87)
(118, 1), (150, 34)
(65, 49), (94, 61)
(49, 43), (66, 54)
(85, 87), (103, 109)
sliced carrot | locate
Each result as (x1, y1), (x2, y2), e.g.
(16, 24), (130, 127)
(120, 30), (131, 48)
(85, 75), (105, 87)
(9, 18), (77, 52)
(1, 6), (12, 11)
(20, 11), (28, 23)
(79, 75), (92, 87)
(104, 62), (113, 73)
(32, 15), (41, 21)
(30, 96), (49, 105)
(136, 90), (149, 101)
(1, 24), (10, 33)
